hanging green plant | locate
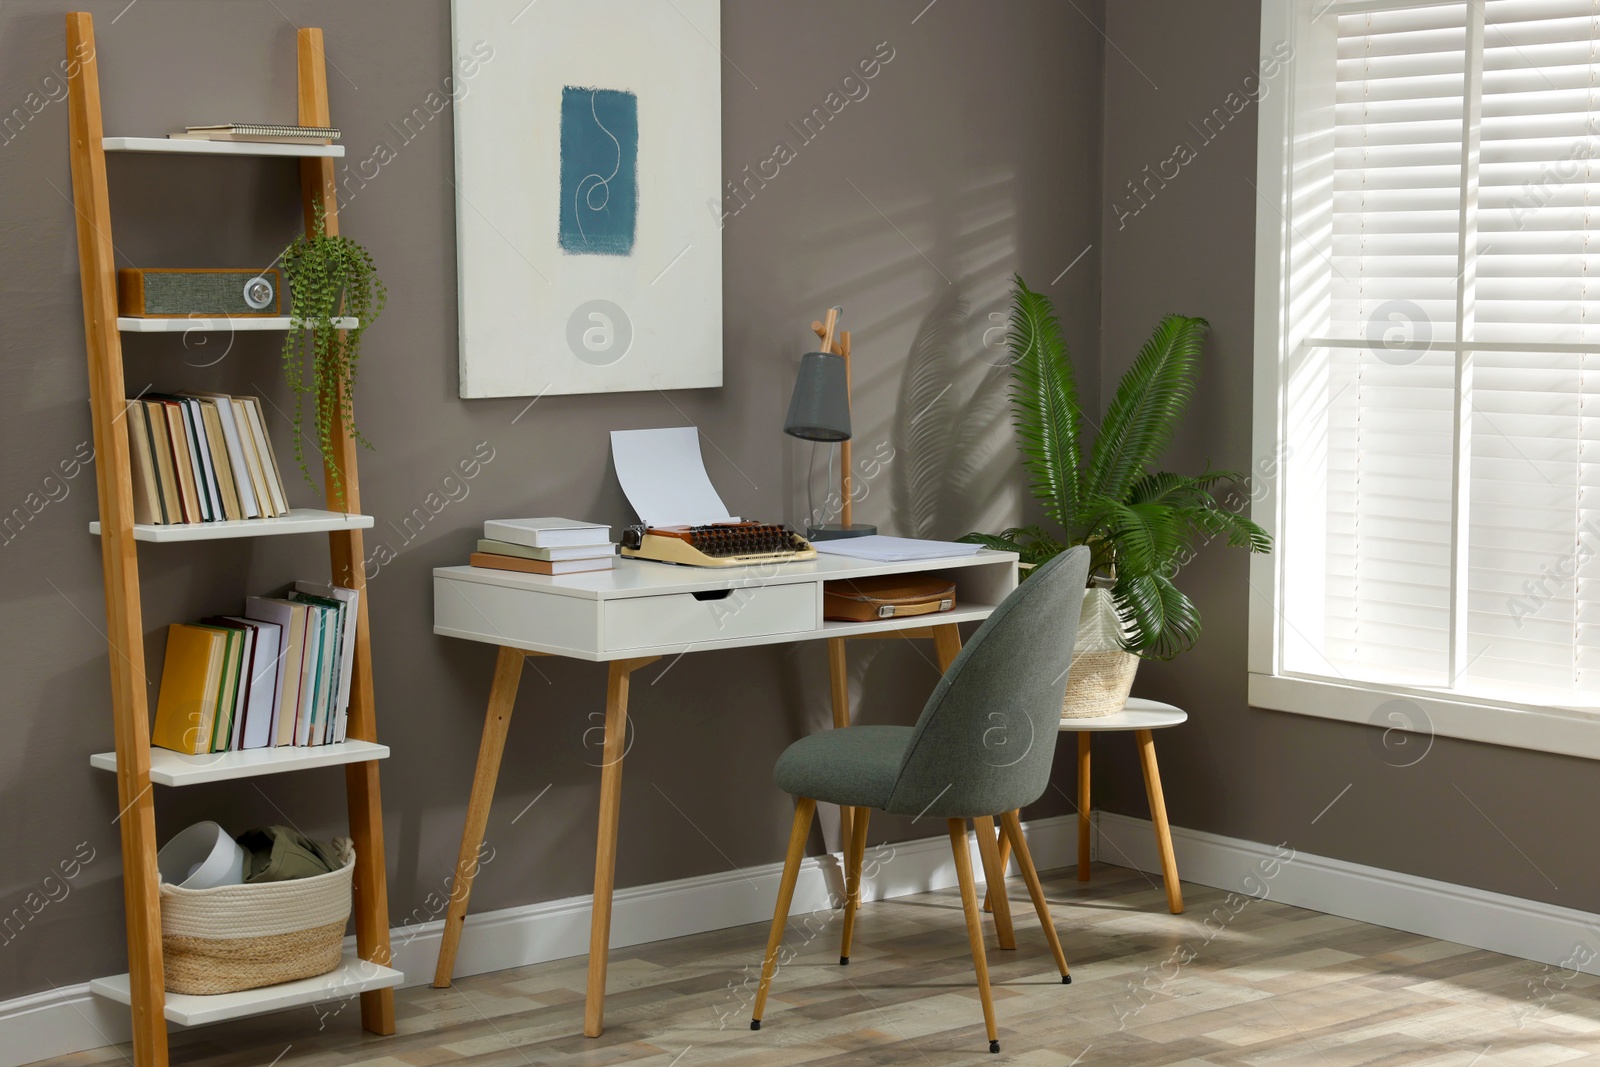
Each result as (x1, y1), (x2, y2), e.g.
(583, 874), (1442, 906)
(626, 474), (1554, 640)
(277, 202), (386, 505)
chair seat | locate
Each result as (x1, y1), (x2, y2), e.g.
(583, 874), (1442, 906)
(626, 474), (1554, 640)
(773, 725), (913, 809)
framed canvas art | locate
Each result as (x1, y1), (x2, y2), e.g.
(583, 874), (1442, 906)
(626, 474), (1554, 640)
(451, 0), (723, 398)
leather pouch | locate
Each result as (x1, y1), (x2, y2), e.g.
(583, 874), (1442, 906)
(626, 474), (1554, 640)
(823, 574), (956, 622)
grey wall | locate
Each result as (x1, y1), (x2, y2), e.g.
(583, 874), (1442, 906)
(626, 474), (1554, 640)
(1098, 0), (1600, 915)
(0, 0), (1103, 1001)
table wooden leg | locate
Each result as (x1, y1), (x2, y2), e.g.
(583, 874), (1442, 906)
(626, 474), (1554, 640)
(827, 637), (853, 863)
(585, 656), (659, 1038)
(1077, 732), (1091, 881)
(1135, 728), (1184, 914)
(433, 645), (525, 988)
(932, 623), (962, 672)
(973, 815), (1015, 950)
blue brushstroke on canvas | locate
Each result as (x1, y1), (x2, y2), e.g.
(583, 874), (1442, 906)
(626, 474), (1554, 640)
(559, 86), (638, 256)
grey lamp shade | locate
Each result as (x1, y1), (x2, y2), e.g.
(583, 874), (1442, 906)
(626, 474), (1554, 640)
(783, 351), (852, 442)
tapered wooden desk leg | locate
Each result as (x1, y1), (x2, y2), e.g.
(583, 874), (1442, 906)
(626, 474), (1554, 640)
(827, 638), (853, 862)
(585, 657), (658, 1038)
(434, 646), (525, 987)
(1077, 732), (1092, 881)
(1135, 729), (1183, 914)
(932, 624), (962, 672)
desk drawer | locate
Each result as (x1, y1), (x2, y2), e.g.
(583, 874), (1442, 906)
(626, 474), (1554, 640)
(602, 583), (816, 651)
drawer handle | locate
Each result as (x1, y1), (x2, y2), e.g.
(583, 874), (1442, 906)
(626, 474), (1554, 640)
(691, 589), (734, 601)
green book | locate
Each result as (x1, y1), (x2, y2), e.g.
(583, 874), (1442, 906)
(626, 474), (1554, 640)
(478, 537), (615, 562)
(194, 624), (241, 752)
(288, 592), (344, 744)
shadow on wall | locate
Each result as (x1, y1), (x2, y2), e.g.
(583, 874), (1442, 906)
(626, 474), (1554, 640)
(888, 291), (1017, 541)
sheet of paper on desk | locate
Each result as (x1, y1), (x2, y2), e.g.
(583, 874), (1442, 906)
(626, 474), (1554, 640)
(812, 535), (985, 562)
(610, 426), (738, 527)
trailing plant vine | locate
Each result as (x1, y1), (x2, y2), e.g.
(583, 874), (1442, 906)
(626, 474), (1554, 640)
(278, 202), (385, 505)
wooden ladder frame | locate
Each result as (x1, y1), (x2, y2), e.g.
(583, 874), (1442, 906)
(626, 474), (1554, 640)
(65, 14), (395, 1066)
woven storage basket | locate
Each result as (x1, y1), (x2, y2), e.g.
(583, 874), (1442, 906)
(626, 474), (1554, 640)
(159, 838), (354, 995)
(1061, 587), (1140, 719)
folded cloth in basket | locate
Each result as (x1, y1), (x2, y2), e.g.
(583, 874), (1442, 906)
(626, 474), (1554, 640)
(237, 826), (345, 883)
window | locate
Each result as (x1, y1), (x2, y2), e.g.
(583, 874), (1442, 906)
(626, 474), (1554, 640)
(1251, 0), (1600, 757)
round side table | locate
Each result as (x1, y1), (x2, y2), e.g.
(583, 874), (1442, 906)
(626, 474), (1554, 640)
(985, 698), (1189, 916)
(1063, 697), (1187, 913)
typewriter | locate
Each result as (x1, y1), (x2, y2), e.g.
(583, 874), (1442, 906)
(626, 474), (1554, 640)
(620, 522), (817, 567)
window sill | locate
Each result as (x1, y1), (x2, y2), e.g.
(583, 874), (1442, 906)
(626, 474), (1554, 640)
(1248, 673), (1600, 762)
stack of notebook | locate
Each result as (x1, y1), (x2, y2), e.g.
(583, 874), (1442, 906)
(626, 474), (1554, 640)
(124, 393), (291, 526)
(169, 123), (341, 145)
(150, 583), (360, 755)
(471, 518), (616, 575)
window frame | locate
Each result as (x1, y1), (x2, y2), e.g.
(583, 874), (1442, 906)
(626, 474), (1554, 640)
(1249, 0), (1600, 760)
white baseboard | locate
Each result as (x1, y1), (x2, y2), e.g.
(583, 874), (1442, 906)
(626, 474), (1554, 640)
(1096, 811), (1600, 977)
(0, 814), (1079, 1067)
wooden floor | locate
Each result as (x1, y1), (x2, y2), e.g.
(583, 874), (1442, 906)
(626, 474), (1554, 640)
(40, 863), (1600, 1067)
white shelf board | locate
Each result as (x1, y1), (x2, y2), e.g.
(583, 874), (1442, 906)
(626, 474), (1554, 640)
(90, 740), (388, 786)
(821, 604), (1002, 639)
(90, 954), (401, 1027)
(90, 509), (373, 542)
(118, 316), (357, 333)
(103, 136), (344, 158)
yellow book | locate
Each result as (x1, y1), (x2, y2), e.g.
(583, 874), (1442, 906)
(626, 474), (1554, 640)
(151, 623), (226, 755)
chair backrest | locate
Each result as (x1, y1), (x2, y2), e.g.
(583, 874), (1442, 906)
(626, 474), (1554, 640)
(884, 545), (1092, 819)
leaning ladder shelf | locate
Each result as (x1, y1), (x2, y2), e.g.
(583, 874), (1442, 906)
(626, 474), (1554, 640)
(65, 14), (396, 1067)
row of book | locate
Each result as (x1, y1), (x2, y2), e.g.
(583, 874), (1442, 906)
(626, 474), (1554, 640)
(151, 583), (359, 756)
(470, 517), (617, 575)
(124, 392), (292, 526)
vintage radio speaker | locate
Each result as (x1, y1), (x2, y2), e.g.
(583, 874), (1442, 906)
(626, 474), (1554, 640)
(116, 268), (282, 318)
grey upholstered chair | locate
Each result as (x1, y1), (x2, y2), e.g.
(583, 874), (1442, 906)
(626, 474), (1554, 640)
(750, 545), (1092, 1054)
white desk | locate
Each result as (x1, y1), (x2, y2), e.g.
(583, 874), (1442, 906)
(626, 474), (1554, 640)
(430, 549), (1018, 1036)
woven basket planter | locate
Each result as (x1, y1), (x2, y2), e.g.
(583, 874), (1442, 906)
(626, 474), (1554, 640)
(159, 838), (354, 995)
(1061, 587), (1140, 719)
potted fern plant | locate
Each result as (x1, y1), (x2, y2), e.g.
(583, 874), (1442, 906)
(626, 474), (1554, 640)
(962, 276), (1270, 717)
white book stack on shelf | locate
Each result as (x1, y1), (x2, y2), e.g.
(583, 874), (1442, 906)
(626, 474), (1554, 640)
(472, 517), (617, 576)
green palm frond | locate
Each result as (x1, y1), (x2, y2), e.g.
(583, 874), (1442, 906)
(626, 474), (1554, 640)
(1006, 276), (1082, 532)
(962, 282), (1271, 658)
(958, 532), (1026, 554)
(1087, 314), (1209, 503)
(1082, 496), (1188, 576)
(1177, 505), (1273, 553)
(1113, 572), (1202, 659)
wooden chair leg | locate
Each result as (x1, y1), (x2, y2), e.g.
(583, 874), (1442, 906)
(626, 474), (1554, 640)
(1077, 731), (1092, 881)
(1000, 810), (1071, 982)
(982, 819), (1012, 913)
(973, 816), (1015, 950)
(752, 796), (817, 1030)
(948, 818), (1001, 1053)
(1136, 729), (1184, 914)
(839, 806), (869, 964)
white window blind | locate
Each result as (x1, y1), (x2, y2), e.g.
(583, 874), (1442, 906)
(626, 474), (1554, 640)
(1281, 0), (1600, 709)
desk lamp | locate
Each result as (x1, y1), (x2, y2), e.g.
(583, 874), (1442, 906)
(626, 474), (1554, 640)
(783, 306), (877, 541)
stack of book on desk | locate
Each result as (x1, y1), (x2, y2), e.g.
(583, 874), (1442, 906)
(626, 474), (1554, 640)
(472, 517), (616, 575)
